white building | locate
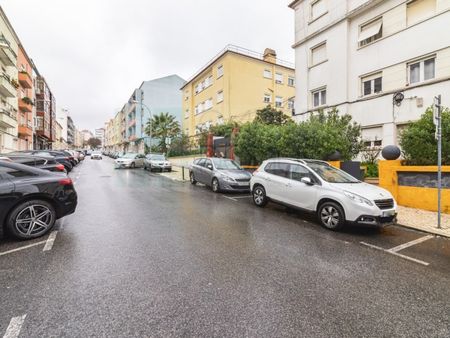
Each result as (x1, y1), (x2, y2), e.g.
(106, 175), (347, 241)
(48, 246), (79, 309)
(95, 128), (105, 147)
(56, 107), (68, 145)
(289, 0), (450, 147)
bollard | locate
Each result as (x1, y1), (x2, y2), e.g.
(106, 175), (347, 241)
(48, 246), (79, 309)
(182, 166), (185, 181)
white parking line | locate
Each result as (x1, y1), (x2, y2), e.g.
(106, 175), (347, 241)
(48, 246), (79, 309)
(387, 235), (434, 253)
(42, 231), (58, 252)
(360, 241), (429, 266)
(222, 196), (238, 202)
(3, 314), (26, 338)
(0, 241), (46, 257)
(230, 195), (252, 199)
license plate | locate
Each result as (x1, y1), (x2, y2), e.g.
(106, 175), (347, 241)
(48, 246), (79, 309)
(382, 210), (396, 217)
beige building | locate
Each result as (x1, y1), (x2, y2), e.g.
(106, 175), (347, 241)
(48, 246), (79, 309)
(182, 45), (296, 137)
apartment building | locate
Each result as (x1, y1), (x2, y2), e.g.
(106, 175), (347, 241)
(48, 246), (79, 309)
(17, 45), (33, 150)
(290, 0), (450, 147)
(182, 45), (296, 137)
(95, 128), (105, 147)
(35, 75), (55, 149)
(0, 7), (18, 153)
(67, 115), (75, 146)
(123, 75), (185, 153)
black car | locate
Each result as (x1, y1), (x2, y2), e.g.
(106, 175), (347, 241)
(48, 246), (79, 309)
(11, 150), (73, 172)
(0, 161), (77, 240)
(0, 154), (66, 173)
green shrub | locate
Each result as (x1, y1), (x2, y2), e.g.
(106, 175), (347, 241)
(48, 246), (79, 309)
(400, 107), (450, 165)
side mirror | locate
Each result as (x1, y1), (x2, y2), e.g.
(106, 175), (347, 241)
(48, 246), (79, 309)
(301, 177), (314, 185)
(207, 164), (213, 170)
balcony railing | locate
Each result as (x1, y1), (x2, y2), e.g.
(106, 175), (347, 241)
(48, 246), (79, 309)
(19, 97), (33, 112)
(0, 35), (17, 67)
(0, 73), (17, 98)
(18, 71), (32, 89)
(0, 103), (17, 128)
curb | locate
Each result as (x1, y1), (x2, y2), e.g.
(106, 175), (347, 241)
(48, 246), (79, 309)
(396, 223), (450, 239)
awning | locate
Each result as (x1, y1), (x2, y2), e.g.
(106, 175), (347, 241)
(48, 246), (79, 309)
(358, 22), (382, 43)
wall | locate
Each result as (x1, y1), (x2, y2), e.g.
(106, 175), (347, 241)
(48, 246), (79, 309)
(379, 160), (450, 213)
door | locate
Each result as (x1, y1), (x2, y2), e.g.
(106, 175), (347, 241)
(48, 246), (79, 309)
(0, 169), (17, 220)
(136, 154), (145, 167)
(263, 162), (291, 204)
(193, 159), (206, 183)
(203, 159), (214, 186)
(285, 164), (319, 210)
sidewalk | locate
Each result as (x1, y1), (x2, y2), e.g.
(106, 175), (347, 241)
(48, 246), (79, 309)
(397, 206), (450, 238)
(157, 169), (450, 238)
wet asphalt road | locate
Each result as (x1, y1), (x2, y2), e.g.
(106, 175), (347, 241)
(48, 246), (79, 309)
(1, 158), (449, 337)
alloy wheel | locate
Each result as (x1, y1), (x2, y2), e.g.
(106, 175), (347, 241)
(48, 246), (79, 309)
(212, 178), (219, 192)
(15, 204), (53, 237)
(253, 188), (264, 205)
(320, 206), (340, 228)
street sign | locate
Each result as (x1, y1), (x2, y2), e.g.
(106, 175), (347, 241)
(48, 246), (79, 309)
(165, 137), (171, 145)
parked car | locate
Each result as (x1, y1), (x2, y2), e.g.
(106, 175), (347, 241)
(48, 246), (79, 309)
(10, 150), (73, 172)
(115, 153), (145, 168)
(91, 151), (102, 160)
(0, 161), (77, 240)
(144, 154), (172, 172)
(189, 157), (252, 192)
(0, 154), (66, 173)
(250, 158), (397, 230)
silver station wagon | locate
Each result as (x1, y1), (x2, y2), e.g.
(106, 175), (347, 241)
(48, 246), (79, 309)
(189, 157), (252, 192)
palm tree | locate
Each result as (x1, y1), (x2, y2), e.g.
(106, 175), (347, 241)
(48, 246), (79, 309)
(145, 112), (180, 154)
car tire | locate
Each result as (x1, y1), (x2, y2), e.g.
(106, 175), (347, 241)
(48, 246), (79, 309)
(252, 185), (268, 207)
(318, 201), (346, 231)
(212, 178), (220, 193)
(168, 168), (172, 172)
(131, 162), (135, 169)
(6, 200), (56, 240)
(190, 172), (197, 185)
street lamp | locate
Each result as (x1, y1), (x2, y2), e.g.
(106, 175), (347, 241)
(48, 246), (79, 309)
(129, 99), (152, 152)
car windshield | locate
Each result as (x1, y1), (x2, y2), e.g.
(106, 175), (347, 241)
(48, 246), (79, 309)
(122, 153), (137, 159)
(212, 158), (241, 170)
(307, 162), (359, 183)
(151, 155), (165, 161)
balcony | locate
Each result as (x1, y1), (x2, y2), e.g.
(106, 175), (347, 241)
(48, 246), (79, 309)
(128, 119), (136, 127)
(0, 74), (16, 98)
(19, 97), (33, 112)
(0, 35), (17, 67)
(129, 135), (137, 142)
(0, 103), (17, 128)
(18, 122), (33, 137)
(18, 71), (32, 89)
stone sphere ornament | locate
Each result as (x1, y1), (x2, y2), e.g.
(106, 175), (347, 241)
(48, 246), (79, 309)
(382, 145), (401, 160)
(327, 150), (341, 161)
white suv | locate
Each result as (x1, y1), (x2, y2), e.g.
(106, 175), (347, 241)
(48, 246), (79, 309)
(250, 158), (397, 230)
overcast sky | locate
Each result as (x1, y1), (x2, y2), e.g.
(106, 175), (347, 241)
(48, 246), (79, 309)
(3, 0), (295, 131)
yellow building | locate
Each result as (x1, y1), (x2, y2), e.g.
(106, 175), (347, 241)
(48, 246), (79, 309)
(181, 45), (296, 137)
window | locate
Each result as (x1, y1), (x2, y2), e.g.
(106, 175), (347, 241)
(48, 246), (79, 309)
(264, 94), (271, 103)
(288, 77), (295, 86)
(362, 73), (382, 96)
(204, 99), (213, 110)
(288, 99), (295, 110)
(217, 116), (224, 125)
(275, 96), (283, 108)
(408, 57), (435, 84)
(311, 0), (326, 20)
(185, 109), (190, 119)
(275, 73), (283, 84)
(217, 65), (223, 78)
(217, 90), (224, 103)
(264, 69), (272, 79)
(407, 0), (436, 26)
(311, 42), (327, 66)
(289, 165), (312, 182)
(264, 162), (290, 178)
(312, 88), (326, 107)
(358, 18), (383, 47)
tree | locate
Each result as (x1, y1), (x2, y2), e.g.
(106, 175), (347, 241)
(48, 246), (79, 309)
(145, 112), (180, 154)
(254, 105), (292, 125)
(400, 107), (450, 165)
(87, 137), (101, 149)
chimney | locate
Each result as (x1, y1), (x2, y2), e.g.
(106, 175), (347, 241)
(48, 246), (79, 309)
(263, 48), (277, 64)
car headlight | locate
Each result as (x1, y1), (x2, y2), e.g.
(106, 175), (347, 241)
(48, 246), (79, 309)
(220, 174), (235, 182)
(343, 191), (373, 206)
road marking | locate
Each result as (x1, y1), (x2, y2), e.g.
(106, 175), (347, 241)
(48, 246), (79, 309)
(387, 235), (434, 253)
(230, 195), (252, 199)
(42, 231), (58, 252)
(3, 314), (26, 338)
(0, 241), (46, 257)
(360, 241), (429, 266)
(222, 195), (238, 202)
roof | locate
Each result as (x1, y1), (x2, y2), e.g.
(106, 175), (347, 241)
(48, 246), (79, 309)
(180, 44), (295, 90)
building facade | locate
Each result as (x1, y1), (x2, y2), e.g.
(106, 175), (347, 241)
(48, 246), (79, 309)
(34, 75), (54, 149)
(17, 45), (33, 150)
(94, 128), (105, 147)
(0, 7), (18, 153)
(182, 45), (296, 137)
(290, 0), (450, 147)
(67, 115), (75, 147)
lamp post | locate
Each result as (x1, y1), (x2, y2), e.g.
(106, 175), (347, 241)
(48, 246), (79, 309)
(129, 99), (152, 153)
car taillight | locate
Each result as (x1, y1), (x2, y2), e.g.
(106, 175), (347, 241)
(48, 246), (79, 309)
(69, 156), (74, 160)
(59, 178), (73, 186)
(56, 164), (65, 171)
